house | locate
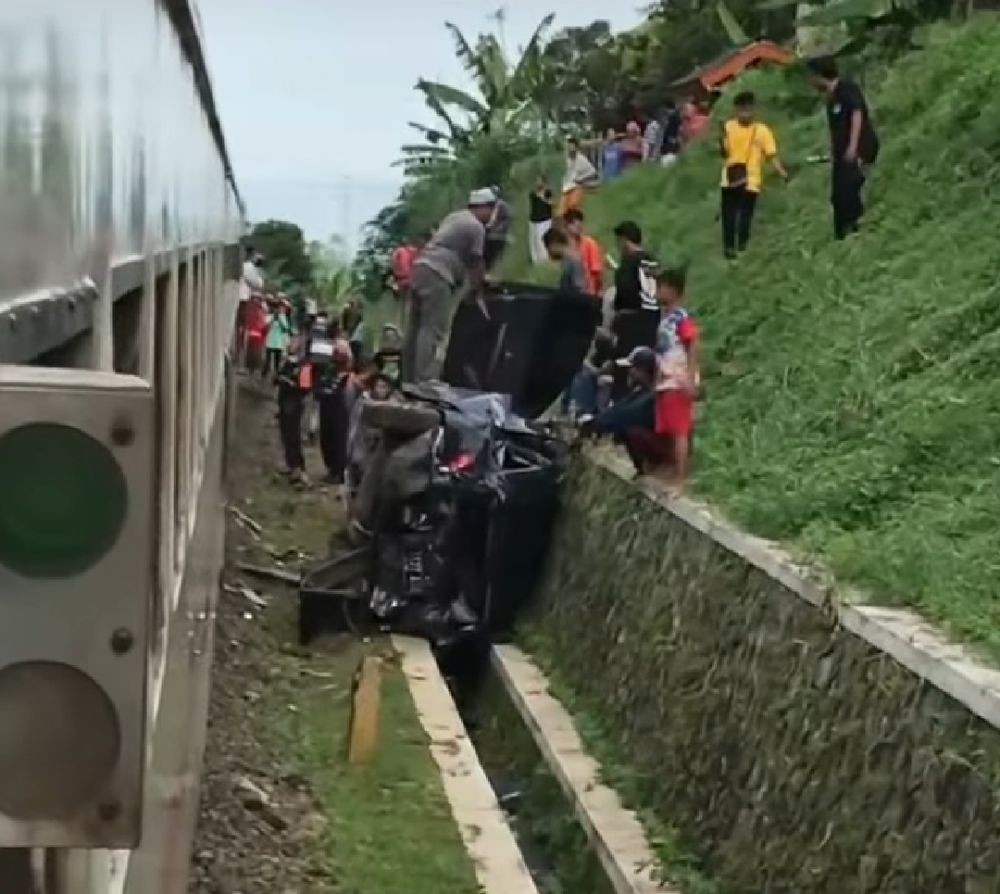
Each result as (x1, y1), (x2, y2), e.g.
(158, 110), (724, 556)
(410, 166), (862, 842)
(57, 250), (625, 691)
(672, 41), (795, 100)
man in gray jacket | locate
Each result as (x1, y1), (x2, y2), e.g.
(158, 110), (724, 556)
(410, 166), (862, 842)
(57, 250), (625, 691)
(402, 188), (497, 382)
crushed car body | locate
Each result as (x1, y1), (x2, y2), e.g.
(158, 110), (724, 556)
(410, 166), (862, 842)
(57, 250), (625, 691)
(298, 282), (599, 647)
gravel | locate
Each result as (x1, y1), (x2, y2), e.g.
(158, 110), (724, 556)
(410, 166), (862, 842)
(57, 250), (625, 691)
(189, 383), (338, 894)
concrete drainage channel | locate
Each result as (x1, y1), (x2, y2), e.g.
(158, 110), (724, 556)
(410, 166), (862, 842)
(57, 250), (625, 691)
(396, 634), (681, 894)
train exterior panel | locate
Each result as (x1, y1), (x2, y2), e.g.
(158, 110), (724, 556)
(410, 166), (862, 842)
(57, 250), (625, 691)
(0, 3), (242, 892)
(0, 0), (242, 304)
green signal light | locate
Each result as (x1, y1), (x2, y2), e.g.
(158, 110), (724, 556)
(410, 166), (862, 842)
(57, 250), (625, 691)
(0, 423), (128, 578)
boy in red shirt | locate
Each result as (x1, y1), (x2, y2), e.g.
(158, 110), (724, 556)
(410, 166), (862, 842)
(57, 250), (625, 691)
(653, 269), (700, 492)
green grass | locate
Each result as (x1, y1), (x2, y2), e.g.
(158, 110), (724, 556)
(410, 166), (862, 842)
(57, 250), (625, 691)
(469, 668), (617, 894)
(504, 20), (1000, 659)
(266, 646), (482, 894)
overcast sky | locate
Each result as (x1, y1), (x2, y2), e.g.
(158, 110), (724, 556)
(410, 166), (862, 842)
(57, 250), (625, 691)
(197, 1), (644, 247)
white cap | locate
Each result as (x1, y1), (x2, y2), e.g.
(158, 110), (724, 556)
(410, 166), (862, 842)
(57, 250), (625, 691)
(468, 187), (497, 207)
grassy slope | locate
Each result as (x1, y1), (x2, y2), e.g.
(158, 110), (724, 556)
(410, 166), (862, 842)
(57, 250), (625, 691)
(506, 21), (1000, 657)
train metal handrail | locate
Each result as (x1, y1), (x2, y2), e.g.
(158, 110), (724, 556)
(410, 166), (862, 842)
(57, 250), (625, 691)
(0, 244), (240, 365)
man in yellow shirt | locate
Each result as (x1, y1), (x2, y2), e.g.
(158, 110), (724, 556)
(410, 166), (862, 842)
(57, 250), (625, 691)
(719, 91), (788, 259)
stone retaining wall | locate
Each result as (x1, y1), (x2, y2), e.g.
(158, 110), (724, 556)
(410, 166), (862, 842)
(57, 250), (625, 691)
(530, 452), (1000, 893)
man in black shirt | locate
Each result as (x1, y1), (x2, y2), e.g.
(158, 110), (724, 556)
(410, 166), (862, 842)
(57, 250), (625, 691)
(612, 221), (659, 343)
(809, 57), (880, 240)
(611, 220), (659, 399)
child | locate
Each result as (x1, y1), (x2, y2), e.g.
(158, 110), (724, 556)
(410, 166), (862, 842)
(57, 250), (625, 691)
(653, 269), (700, 492)
(542, 226), (587, 294)
(264, 298), (293, 380)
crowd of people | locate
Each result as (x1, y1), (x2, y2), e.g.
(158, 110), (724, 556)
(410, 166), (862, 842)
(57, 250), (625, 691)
(548, 61), (875, 488)
(401, 58), (876, 492)
(531, 60), (878, 269)
(240, 58), (877, 498)
(236, 248), (402, 489)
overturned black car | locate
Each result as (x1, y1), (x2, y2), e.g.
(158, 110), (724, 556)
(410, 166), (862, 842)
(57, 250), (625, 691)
(298, 282), (599, 647)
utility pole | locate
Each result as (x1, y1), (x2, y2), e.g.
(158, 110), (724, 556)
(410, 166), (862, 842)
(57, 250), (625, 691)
(339, 176), (353, 254)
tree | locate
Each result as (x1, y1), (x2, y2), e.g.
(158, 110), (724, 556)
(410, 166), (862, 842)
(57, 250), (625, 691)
(308, 235), (358, 309)
(352, 203), (409, 303)
(637, 0), (795, 107)
(533, 20), (621, 129)
(795, 0), (948, 56)
(401, 13), (557, 170)
(247, 220), (314, 295)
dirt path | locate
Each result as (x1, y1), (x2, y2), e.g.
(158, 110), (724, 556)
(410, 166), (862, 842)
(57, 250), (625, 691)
(189, 379), (479, 894)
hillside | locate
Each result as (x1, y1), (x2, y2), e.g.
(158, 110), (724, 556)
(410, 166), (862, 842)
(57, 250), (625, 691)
(504, 21), (1000, 657)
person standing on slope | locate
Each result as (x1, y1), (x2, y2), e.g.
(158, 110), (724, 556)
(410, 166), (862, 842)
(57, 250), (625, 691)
(563, 208), (604, 297)
(403, 188), (496, 382)
(543, 227), (588, 294)
(390, 238), (419, 300)
(653, 269), (700, 493)
(719, 91), (788, 259)
(559, 137), (599, 215)
(809, 57), (880, 240)
(528, 175), (554, 265)
(609, 220), (660, 400)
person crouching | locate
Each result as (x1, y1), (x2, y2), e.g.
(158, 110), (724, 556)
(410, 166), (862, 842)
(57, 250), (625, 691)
(583, 347), (666, 476)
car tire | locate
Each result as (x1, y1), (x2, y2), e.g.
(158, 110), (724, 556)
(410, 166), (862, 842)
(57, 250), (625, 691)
(361, 401), (441, 436)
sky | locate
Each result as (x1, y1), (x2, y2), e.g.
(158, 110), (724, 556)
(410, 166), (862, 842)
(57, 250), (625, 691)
(197, 1), (645, 248)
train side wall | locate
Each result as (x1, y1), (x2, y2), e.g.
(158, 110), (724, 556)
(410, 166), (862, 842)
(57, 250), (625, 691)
(0, 3), (243, 892)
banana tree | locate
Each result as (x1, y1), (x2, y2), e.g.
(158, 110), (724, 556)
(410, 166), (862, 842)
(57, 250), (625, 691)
(410, 14), (556, 145)
(716, 0), (752, 43)
(758, 0), (942, 56)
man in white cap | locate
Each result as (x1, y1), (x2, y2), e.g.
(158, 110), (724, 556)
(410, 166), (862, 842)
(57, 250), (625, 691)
(403, 188), (497, 382)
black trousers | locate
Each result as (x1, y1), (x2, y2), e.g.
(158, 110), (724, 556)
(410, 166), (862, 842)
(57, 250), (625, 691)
(277, 391), (305, 471)
(832, 161), (866, 240)
(720, 187), (758, 255)
(318, 390), (349, 482)
(262, 347), (282, 379)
